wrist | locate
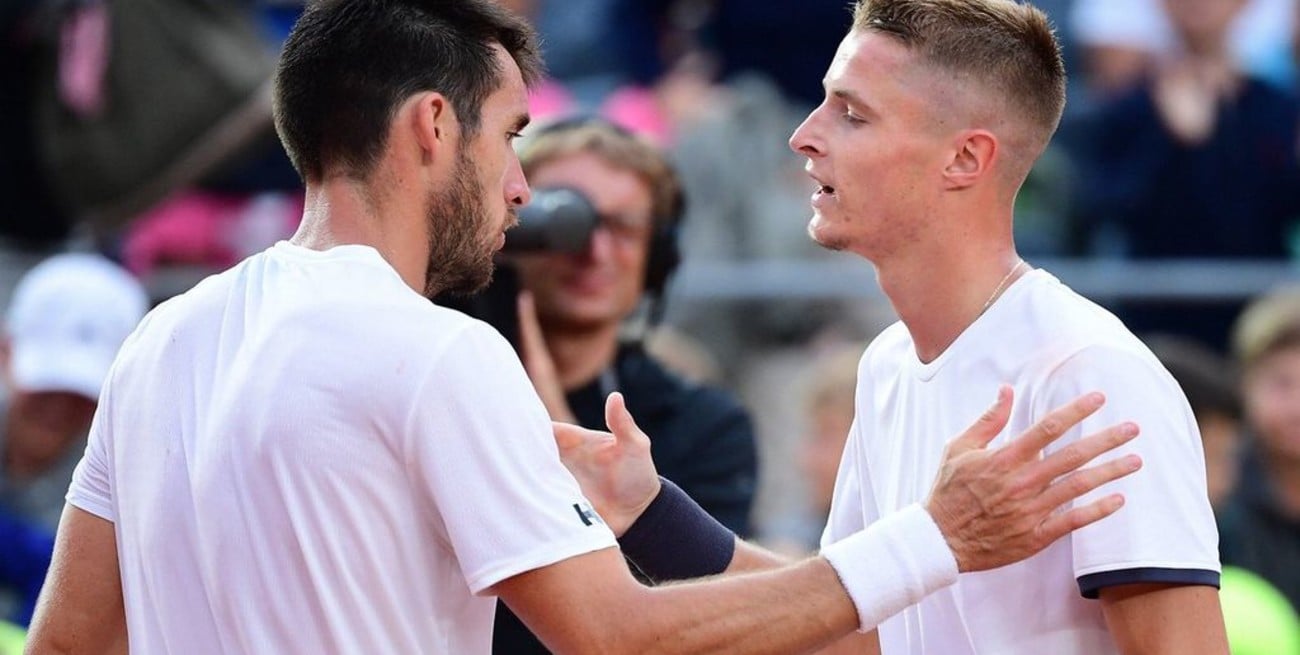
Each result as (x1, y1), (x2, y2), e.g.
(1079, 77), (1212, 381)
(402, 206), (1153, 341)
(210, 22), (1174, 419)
(611, 476), (662, 537)
(821, 504), (958, 632)
(617, 477), (735, 582)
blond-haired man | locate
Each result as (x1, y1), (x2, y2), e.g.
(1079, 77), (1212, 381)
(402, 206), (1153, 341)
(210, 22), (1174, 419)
(788, 0), (1226, 652)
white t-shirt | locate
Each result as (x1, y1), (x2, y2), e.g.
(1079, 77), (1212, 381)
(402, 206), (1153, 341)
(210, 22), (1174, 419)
(823, 270), (1219, 655)
(67, 242), (616, 654)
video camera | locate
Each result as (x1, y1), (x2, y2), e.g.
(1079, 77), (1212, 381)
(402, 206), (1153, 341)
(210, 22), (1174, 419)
(436, 188), (599, 351)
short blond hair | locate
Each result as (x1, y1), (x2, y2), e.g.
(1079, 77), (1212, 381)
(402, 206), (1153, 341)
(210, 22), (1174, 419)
(1232, 286), (1300, 372)
(853, 0), (1066, 147)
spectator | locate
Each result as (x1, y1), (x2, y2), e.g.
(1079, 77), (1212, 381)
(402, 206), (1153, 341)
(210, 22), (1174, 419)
(1068, 0), (1300, 350)
(758, 342), (861, 555)
(0, 253), (147, 624)
(1219, 286), (1300, 611)
(495, 117), (759, 654)
(1070, 0), (1297, 97)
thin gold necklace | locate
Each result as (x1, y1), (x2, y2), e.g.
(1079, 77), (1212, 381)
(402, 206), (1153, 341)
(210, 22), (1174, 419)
(980, 259), (1027, 316)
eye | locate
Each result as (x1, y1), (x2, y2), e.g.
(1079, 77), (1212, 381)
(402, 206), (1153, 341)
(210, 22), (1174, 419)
(843, 111), (867, 125)
(508, 130), (525, 143)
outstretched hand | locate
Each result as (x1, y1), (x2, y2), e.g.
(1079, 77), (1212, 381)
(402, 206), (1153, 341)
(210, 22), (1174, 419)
(553, 392), (661, 536)
(925, 387), (1143, 572)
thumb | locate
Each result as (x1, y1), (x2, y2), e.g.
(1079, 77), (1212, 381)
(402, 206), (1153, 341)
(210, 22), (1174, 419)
(951, 385), (1013, 452)
(604, 392), (647, 446)
(551, 421), (605, 452)
(553, 421), (599, 452)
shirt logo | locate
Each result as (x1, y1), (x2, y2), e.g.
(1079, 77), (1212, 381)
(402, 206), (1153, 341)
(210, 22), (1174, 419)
(573, 501), (604, 527)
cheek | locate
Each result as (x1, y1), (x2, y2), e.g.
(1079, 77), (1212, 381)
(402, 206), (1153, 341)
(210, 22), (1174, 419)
(1247, 380), (1300, 433)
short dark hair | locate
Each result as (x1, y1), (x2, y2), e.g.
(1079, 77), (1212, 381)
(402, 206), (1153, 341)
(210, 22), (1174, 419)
(274, 0), (542, 182)
(853, 0), (1066, 147)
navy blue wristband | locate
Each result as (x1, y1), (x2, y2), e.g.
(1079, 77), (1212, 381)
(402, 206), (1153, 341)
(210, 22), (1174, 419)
(617, 477), (736, 583)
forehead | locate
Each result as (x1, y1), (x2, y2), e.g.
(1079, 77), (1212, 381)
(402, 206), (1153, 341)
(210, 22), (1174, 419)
(530, 152), (652, 209)
(479, 44), (529, 125)
(826, 31), (921, 95)
(825, 29), (956, 123)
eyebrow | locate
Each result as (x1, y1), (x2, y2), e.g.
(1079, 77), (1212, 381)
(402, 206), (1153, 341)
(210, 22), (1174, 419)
(513, 113), (531, 133)
(831, 88), (877, 117)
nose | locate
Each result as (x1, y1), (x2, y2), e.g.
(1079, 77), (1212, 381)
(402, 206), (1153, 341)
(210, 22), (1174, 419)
(506, 154), (531, 208)
(788, 106), (826, 158)
(578, 223), (617, 263)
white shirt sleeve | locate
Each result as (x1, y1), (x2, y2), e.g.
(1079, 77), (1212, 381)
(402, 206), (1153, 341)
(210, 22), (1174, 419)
(1036, 344), (1221, 598)
(66, 372), (117, 522)
(404, 322), (616, 595)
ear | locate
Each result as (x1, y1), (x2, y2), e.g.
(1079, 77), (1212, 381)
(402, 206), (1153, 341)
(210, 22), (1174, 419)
(408, 91), (453, 166)
(943, 130), (997, 191)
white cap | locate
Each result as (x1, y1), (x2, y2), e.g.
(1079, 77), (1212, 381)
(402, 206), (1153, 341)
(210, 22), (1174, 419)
(6, 253), (149, 400)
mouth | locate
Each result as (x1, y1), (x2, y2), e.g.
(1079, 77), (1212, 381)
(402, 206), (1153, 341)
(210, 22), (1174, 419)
(806, 167), (836, 199)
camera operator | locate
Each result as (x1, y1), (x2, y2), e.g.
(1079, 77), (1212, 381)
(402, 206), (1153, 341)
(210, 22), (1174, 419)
(492, 118), (759, 654)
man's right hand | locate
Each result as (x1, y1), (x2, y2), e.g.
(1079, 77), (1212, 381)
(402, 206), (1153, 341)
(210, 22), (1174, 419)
(925, 386), (1142, 572)
(553, 392), (661, 537)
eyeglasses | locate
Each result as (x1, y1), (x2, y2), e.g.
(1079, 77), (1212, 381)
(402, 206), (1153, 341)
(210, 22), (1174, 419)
(594, 211), (653, 246)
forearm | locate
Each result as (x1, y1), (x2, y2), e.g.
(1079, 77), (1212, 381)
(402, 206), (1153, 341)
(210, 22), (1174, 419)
(727, 538), (793, 573)
(531, 554), (858, 655)
(628, 557), (859, 655)
(504, 505), (956, 654)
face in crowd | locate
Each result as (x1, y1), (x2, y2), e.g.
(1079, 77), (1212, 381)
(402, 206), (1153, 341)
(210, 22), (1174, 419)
(514, 154), (657, 333)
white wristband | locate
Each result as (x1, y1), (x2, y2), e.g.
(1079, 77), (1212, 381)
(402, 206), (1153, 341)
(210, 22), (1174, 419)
(820, 503), (959, 632)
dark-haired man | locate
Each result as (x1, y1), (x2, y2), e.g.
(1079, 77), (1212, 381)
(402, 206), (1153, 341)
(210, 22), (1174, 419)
(27, 2), (1142, 653)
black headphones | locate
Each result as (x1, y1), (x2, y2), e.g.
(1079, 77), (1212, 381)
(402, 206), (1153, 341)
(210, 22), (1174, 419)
(523, 115), (684, 301)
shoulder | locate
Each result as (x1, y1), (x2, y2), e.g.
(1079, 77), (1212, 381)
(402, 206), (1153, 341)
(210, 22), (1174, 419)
(1012, 271), (1155, 365)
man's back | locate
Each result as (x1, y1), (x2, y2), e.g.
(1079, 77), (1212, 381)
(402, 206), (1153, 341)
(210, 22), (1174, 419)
(67, 242), (616, 654)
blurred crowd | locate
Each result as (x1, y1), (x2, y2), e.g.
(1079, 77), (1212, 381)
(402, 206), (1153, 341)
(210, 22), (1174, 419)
(2, 0), (1300, 652)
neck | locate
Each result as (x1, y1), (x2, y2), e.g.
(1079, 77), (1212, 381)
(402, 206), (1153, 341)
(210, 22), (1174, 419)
(871, 218), (1022, 363)
(1182, 36), (1232, 61)
(290, 174), (429, 294)
(543, 322), (621, 391)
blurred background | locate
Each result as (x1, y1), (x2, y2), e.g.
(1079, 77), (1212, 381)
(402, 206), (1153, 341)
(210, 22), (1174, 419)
(2, 0), (1300, 651)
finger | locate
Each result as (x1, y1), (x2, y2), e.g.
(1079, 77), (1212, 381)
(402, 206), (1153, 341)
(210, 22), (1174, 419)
(948, 385), (1013, 453)
(1026, 422), (1140, 488)
(1034, 493), (1126, 547)
(1032, 453), (1142, 515)
(604, 392), (650, 448)
(517, 291), (547, 368)
(998, 391), (1106, 464)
